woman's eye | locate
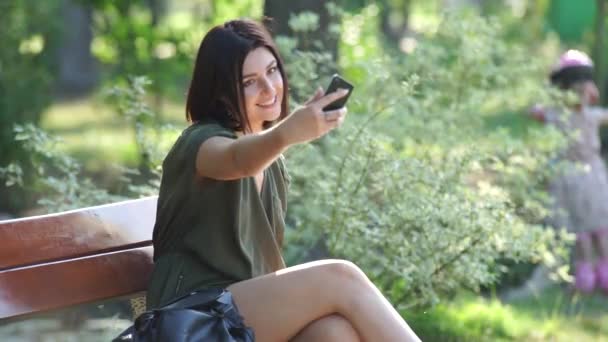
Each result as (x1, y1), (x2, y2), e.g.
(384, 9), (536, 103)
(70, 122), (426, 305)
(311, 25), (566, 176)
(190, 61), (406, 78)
(243, 79), (255, 87)
(268, 66), (277, 74)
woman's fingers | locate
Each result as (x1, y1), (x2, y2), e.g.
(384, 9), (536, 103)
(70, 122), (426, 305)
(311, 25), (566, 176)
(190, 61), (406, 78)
(336, 114), (346, 126)
(280, 91), (347, 145)
(304, 87), (324, 105)
(323, 107), (347, 122)
(322, 107), (347, 131)
(314, 88), (350, 109)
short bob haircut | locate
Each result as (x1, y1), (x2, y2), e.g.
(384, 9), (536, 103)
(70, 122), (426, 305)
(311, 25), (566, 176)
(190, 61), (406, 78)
(186, 19), (289, 132)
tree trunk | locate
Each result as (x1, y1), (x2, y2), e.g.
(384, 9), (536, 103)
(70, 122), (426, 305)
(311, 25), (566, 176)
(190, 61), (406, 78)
(146, 0), (167, 26)
(595, 0), (608, 157)
(594, 0), (607, 103)
(263, 0), (338, 61)
(147, 0), (168, 122)
(56, 0), (98, 98)
(379, 0), (412, 48)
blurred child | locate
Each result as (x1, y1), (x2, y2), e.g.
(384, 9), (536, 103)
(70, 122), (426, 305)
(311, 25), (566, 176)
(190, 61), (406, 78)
(531, 50), (608, 294)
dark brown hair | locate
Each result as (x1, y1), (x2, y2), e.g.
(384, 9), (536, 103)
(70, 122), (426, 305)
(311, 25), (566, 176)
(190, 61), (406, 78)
(186, 19), (289, 132)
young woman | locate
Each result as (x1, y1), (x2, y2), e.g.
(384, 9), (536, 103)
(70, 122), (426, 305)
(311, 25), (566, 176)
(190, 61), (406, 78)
(147, 19), (421, 341)
(531, 50), (608, 294)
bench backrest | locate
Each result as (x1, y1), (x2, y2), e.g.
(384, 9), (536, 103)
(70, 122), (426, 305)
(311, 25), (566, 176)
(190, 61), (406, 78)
(0, 197), (157, 320)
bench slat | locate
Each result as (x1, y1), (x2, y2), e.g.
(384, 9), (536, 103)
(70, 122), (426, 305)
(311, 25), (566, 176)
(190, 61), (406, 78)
(0, 197), (157, 270)
(0, 246), (153, 320)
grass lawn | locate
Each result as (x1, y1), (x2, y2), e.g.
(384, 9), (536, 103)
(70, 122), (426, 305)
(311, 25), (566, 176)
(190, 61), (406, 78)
(40, 96), (185, 174)
(406, 285), (608, 342)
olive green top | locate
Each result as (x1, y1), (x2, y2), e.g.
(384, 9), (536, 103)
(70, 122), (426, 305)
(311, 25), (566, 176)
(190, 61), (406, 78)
(147, 120), (289, 309)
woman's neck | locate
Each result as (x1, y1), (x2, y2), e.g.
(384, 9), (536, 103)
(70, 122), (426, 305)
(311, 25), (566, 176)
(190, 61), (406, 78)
(236, 123), (265, 137)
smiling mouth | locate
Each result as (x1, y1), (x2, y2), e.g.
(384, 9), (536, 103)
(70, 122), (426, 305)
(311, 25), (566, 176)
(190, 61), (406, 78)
(257, 96), (277, 108)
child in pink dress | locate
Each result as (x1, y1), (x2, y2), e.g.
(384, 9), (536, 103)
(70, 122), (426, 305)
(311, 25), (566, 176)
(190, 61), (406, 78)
(531, 50), (608, 294)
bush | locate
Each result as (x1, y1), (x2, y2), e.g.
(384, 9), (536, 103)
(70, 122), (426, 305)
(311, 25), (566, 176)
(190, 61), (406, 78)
(280, 9), (572, 308)
(0, 1), (63, 212)
(89, 0), (195, 106)
(0, 78), (174, 213)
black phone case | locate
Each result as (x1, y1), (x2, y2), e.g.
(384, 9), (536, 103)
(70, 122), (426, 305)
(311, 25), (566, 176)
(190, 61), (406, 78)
(323, 74), (354, 111)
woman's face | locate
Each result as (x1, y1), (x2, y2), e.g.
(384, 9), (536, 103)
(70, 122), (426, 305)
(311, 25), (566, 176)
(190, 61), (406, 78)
(241, 47), (284, 133)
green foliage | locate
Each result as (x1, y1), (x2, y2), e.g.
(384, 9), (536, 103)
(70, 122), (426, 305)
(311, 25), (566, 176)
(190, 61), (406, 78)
(89, 0), (194, 104)
(0, 0), (61, 127)
(103, 75), (179, 186)
(273, 8), (345, 104)
(0, 0), (63, 211)
(105, 76), (156, 169)
(0, 124), (125, 213)
(210, 0), (263, 25)
(406, 286), (608, 341)
(339, 4), (383, 81)
(281, 9), (572, 307)
(405, 298), (524, 341)
(0, 79), (176, 213)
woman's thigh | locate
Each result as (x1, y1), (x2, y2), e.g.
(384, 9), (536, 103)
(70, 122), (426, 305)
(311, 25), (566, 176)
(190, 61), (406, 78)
(227, 259), (364, 342)
(289, 314), (360, 342)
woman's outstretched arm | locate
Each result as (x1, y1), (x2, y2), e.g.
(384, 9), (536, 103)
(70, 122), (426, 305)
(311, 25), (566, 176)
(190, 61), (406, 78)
(195, 89), (348, 180)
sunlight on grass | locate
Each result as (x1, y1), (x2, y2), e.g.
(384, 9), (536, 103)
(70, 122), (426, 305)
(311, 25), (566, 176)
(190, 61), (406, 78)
(40, 96), (185, 172)
(41, 98), (115, 131)
(405, 286), (608, 342)
(404, 297), (528, 342)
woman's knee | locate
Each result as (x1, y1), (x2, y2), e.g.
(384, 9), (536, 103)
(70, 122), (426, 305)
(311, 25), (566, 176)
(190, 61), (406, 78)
(321, 259), (369, 286)
(319, 260), (382, 316)
(291, 314), (360, 342)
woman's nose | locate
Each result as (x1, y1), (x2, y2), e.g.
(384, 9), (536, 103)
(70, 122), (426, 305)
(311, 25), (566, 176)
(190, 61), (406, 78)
(259, 77), (275, 94)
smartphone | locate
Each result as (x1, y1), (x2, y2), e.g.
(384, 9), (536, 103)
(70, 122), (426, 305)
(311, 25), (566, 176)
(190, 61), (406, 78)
(323, 74), (354, 111)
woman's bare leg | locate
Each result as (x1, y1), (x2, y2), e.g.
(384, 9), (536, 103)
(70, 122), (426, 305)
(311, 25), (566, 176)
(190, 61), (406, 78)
(289, 314), (360, 342)
(227, 259), (420, 342)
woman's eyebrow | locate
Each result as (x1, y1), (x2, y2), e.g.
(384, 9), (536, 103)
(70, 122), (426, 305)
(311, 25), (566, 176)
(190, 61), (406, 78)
(243, 60), (277, 79)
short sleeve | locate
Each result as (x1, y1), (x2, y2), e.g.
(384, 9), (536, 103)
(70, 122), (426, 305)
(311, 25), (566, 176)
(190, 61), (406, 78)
(168, 122), (237, 172)
(186, 122), (236, 156)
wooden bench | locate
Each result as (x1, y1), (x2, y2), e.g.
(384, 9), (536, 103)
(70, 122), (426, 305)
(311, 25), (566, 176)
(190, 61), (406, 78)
(0, 197), (157, 323)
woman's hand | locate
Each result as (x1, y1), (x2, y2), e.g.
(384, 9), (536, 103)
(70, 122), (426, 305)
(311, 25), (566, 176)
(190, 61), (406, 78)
(277, 88), (349, 146)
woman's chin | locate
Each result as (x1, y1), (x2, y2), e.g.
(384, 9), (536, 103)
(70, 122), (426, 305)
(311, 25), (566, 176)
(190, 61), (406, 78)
(256, 108), (281, 122)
